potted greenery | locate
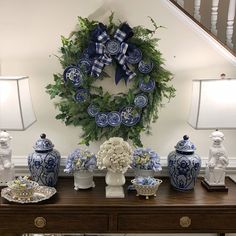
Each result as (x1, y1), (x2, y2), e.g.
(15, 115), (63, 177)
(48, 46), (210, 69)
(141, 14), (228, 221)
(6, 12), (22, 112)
(64, 148), (97, 190)
(131, 147), (162, 177)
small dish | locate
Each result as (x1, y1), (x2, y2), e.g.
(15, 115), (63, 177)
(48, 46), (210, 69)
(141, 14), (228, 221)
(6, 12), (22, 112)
(139, 79), (156, 92)
(63, 66), (83, 87)
(131, 177), (162, 199)
(74, 89), (90, 102)
(126, 47), (142, 65)
(95, 112), (109, 127)
(138, 60), (153, 74)
(120, 106), (141, 126)
(108, 111), (122, 126)
(1, 185), (57, 204)
(87, 104), (100, 117)
(134, 94), (148, 108)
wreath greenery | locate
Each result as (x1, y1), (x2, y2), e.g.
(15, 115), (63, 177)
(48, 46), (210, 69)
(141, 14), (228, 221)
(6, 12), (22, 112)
(46, 14), (175, 147)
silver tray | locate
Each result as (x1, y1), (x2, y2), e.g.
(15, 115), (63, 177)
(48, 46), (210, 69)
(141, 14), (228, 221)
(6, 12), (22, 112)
(1, 185), (57, 204)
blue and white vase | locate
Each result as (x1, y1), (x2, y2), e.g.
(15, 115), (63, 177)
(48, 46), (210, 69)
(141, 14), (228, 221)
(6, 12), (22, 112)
(168, 135), (201, 191)
(28, 134), (61, 187)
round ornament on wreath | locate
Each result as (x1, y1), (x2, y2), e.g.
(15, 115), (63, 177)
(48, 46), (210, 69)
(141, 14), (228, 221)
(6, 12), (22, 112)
(46, 14), (175, 146)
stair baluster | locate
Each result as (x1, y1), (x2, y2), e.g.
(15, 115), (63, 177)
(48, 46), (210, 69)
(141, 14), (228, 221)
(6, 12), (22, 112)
(194, 0), (202, 22)
(226, 0), (236, 49)
(211, 0), (220, 35)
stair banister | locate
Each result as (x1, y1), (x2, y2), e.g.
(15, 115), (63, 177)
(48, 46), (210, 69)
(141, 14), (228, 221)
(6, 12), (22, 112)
(226, 0), (236, 49)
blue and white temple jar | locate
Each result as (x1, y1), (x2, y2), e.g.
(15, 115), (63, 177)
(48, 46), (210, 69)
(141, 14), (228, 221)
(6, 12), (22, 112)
(168, 135), (201, 191)
(28, 134), (61, 187)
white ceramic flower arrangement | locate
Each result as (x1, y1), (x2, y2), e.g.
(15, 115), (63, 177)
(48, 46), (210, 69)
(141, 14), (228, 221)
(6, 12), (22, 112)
(97, 137), (132, 198)
(64, 149), (97, 190)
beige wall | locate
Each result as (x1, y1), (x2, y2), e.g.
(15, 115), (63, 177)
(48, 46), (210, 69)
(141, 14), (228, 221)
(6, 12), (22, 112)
(0, 0), (236, 160)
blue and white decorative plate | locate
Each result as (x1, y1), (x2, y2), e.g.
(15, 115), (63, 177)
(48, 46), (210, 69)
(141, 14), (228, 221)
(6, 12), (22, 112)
(108, 112), (122, 126)
(95, 112), (109, 127)
(126, 48), (142, 64)
(78, 58), (92, 74)
(63, 66), (83, 87)
(74, 89), (90, 102)
(134, 94), (148, 108)
(121, 106), (141, 126)
(106, 39), (121, 55)
(139, 79), (156, 92)
(87, 104), (100, 117)
(82, 48), (90, 58)
(138, 60), (153, 74)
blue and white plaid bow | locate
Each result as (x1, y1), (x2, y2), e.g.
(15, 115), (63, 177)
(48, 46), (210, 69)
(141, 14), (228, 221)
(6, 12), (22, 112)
(89, 23), (136, 84)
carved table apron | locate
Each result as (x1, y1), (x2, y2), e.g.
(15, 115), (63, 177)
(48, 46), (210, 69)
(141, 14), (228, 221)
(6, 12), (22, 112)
(0, 177), (236, 235)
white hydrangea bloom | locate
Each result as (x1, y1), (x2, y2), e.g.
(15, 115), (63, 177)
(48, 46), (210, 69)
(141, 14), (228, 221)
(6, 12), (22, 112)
(97, 137), (132, 173)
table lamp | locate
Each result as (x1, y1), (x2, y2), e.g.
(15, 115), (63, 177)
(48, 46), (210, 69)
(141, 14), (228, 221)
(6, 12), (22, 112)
(0, 76), (36, 185)
(188, 76), (236, 191)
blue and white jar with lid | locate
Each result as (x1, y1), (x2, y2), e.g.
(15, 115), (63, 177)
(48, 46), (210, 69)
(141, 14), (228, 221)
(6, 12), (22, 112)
(28, 133), (61, 187)
(168, 135), (201, 191)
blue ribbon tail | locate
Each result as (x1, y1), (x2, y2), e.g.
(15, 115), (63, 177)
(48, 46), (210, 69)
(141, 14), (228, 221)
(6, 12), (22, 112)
(115, 65), (128, 85)
(87, 42), (96, 57)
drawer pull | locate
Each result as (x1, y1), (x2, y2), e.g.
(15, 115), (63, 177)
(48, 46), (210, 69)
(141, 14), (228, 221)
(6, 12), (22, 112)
(34, 217), (46, 228)
(180, 216), (191, 228)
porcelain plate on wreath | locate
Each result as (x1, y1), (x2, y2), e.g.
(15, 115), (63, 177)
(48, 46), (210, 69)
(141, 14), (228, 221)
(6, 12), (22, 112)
(1, 185), (57, 204)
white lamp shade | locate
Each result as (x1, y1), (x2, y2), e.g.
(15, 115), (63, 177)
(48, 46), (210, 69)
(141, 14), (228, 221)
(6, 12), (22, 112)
(188, 79), (236, 129)
(0, 76), (36, 130)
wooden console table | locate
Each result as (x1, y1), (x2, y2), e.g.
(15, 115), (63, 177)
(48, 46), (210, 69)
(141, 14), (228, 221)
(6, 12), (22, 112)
(0, 177), (236, 235)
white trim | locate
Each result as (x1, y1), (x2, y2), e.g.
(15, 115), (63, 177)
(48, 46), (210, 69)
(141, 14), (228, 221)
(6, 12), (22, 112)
(161, 0), (236, 65)
(12, 156), (236, 177)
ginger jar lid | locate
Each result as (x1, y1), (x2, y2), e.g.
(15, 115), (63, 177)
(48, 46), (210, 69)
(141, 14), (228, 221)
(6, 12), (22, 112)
(33, 133), (54, 152)
(174, 135), (196, 153)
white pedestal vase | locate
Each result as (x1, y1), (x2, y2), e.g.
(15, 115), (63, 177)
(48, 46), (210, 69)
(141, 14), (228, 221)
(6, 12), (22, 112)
(105, 169), (126, 198)
(74, 170), (95, 190)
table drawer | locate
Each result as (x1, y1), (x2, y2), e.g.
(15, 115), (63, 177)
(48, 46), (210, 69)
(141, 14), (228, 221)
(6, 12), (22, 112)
(0, 213), (109, 233)
(118, 213), (236, 233)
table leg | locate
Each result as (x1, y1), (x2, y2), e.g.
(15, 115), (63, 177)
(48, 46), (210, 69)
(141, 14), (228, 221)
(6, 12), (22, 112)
(218, 233), (225, 236)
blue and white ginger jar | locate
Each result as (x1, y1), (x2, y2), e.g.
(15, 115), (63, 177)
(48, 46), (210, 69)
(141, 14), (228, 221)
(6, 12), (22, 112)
(28, 134), (61, 187)
(168, 135), (201, 191)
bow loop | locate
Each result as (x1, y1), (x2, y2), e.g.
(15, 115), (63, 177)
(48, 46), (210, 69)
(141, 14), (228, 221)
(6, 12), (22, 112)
(97, 31), (110, 43)
(95, 43), (106, 55)
(90, 23), (108, 41)
(89, 22), (136, 83)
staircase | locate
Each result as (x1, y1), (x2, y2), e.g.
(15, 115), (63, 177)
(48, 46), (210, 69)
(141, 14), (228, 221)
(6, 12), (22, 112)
(169, 0), (236, 56)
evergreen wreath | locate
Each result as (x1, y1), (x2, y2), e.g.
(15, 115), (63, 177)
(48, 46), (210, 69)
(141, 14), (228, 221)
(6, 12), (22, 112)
(46, 14), (175, 147)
